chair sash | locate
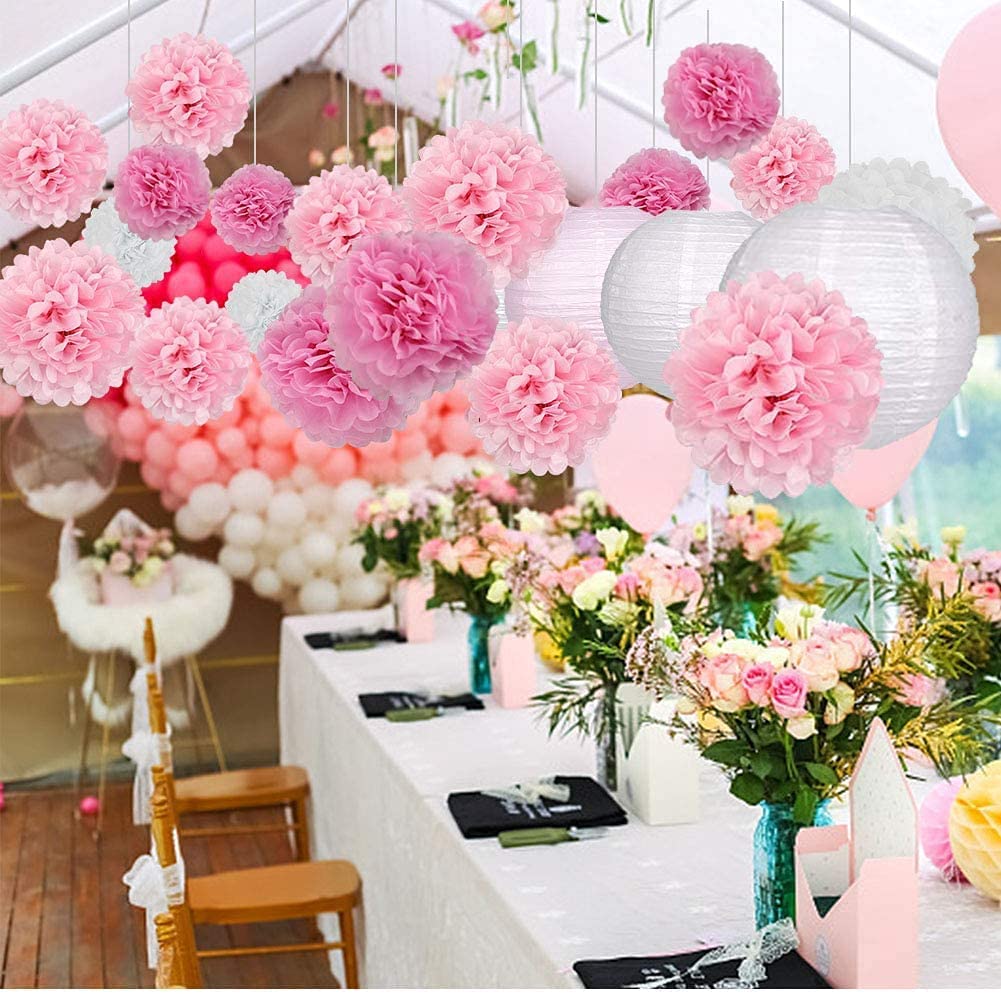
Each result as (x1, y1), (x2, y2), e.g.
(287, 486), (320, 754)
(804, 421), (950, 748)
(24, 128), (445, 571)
(123, 851), (184, 968)
(122, 728), (172, 824)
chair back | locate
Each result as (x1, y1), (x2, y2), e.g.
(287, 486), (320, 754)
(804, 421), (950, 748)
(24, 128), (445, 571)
(153, 909), (187, 989)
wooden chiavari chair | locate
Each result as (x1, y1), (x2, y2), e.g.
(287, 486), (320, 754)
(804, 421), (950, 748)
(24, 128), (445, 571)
(153, 908), (197, 990)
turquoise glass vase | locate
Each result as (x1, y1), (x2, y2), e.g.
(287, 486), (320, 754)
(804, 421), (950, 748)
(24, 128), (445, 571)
(752, 800), (832, 928)
(467, 614), (496, 695)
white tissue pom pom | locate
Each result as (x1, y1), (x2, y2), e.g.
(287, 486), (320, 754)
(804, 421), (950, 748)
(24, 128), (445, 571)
(261, 523), (295, 549)
(430, 453), (470, 488)
(251, 567), (283, 600)
(817, 158), (978, 273)
(334, 543), (367, 579)
(267, 491), (308, 530)
(333, 478), (374, 518)
(299, 578), (341, 614)
(401, 453), (434, 482)
(300, 531), (338, 569)
(276, 547), (311, 585)
(187, 482), (231, 528)
(339, 574), (387, 610)
(175, 504), (216, 542)
(82, 199), (176, 288)
(290, 464), (319, 489)
(302, 484), (334, 518)
(223, 512), (266, 548)
(219, 544), (257, 580)
(228, 469), (274, 513)
(225, 271), (303, 350)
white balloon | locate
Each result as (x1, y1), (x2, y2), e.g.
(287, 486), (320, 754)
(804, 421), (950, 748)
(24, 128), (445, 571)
(276, 547), (311, 586)
(601, 211), (761, 394)
(255, 546), (278, 568)
(334, 543), (367, 579)
(339, 573), (387, 610)
(290, 464), (319, 489)
(322, 514), (354, 544)
(218, 544), (256, 580)
(302, 484), (334, 519)
(299, 578), (341, 614)
(333, 478), (374, 518)
(262, 523), (296, 549)
(251, 567), (283, 600)
(267, 491), (307, 530)
(223, 512), (266, 548)
(174, 504), (216, 542)
(187, 482), (230, 528)
(430, 453), (469, 488)
(227, 468), (273, 513)
(300, 530), (339, 569)
(401, 453), (434, 483)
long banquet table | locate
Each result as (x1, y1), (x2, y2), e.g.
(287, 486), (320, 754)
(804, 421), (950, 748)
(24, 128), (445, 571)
(279, 608), (1001, 989)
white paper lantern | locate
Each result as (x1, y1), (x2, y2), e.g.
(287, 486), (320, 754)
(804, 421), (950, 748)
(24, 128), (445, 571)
(723, 205), (980, 449)
(601, 211), (761, 394)
(505, 206), (648, 377)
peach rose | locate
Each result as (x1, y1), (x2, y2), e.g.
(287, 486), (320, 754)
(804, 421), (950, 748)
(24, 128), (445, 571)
(922, 557), (961, 597)
(698, 653), (750, 712)
(453, 535), (490, 578)
(893, 673), (947, 709)
(743, 521), (783, 561)
(814, 622), (874, 673)
(788, 636), (840, 692)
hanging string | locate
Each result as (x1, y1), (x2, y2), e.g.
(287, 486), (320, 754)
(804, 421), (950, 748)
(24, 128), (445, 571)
(198, 0), (212, 34)
(704, 9), (709, 185)
(252, 0), (257, 164)
(345, 0), (351, 159)
(393, 0), (399, 186)
(847, 0), (853, 165)
(650, 0), (656, 146)
(519, 0), (524, 130)
(865, 508), (878, 632)
(704, 473), (715, 560)
(593, 0), (599, 202)
(127, 0), (132, 151)
(780, 1), (785, 116)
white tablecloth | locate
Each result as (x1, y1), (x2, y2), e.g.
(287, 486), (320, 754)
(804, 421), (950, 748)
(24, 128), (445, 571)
(279, 609), (1001, 989)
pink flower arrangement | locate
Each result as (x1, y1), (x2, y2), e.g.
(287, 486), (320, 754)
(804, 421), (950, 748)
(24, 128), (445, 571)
(402, 119), (568, 284)
(467, 316), (620, 475)
(0, 239), (145, 406)
(286, 165), (409, 282)
(0, 99), (108, 227)
(920, 557), (962, 598)
(129, 297), (252, 425)
(126, 33), (251, 158)
(970, 581), (1001, 622)
(210, 164), (297, 255)
(452, 20), (486, 54)
(662, 43), (780, 160)
(600, 148), (710, 215)
(258, 286), (407, 447)
(621, 554), (703, 612)
(665, 272), (883, 498)
(114, 144), (211, 240)
(729, 117), (836, 219)
(325, 230), (498, 405)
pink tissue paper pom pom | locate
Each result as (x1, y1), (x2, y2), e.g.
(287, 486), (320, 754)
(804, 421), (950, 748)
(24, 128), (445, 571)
(211, 163), (296, 254)
(0, 239), (145, 406)
(467, 316), (621, 476)
(402, 119), (568, 285)
(258, 285), (408, 448)
(919, 776), (968, 883)
(0, 99), (108, 228)
(600, 148), (710, 215)
(115, 144), (211, 240)
(286, 165), (409, 282)
(129, 296), (252, 425)
(326, 230), (498, 406)
(664, 271), (883, 499)
(662, 43), (779, 160)
(126, 32), (251, 158)
(729, 117), (836, 219)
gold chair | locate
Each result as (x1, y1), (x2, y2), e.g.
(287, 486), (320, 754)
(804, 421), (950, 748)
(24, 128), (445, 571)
(153, 909), (195, 989)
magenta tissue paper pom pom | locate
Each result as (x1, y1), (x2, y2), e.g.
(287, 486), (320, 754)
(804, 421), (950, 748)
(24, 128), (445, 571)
(259, 286), (408, 448)
(211, 163), (296, 254)
(662, 43), (780, 160)
(286, 165), (409, 283)
(127, 33), (251, 158)
(919, 777), (968, 883)
(664, 272), (883, 498)
(402, 120), (568, 285)
(0, 239), (145, 406)
(467, 316), (621, 476)
(730, 117), (837, 219)
(0, 99), (108, 227)
(130, 297), (252, 425)
(600, 148), (710, 215)
(115, 144), (211, 240)
(326, 230), (498, 406)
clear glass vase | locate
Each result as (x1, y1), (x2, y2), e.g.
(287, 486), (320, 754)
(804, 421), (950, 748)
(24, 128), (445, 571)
(466, 615), (496, 695)
(753, 800), (832, 928)
(595, 683), (621, 792)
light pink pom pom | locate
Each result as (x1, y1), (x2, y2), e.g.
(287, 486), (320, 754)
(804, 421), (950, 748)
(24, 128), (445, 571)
(402, 119), (568, 284)
(211, 164), (296, 254)
(326, 230), (498, 406)
(0, 239), (145, 406)
(127, 33), (251, 158)
(467, 316), (621, 476)
(286, 165), (409, 283)
(0, 99), (108, 227)
(259, 286), (408, 447)
(662, 43), (779, 160)
(729, 117), (836, 219)
(664, 272), (883, 498)
(115, 145), (211, 240)
(600, 148), (710, 215)
(130, 297), (251, 425)
(919, 777), (968, 883)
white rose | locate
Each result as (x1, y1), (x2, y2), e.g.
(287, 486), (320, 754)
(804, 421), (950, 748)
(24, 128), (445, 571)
(774, 601), (824, 641)
(571, 570), (617, 611)
(383, 488), (410, 513)
(574, 489), (606, 514)
(515, 508), (547, 534)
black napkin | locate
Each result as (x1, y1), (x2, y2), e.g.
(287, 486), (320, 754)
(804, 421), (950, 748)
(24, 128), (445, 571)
(573, 948), (829, 989)
(305, 629), (403, 650)
(446, 775), (627, 839)
(358, 691), (485, 718)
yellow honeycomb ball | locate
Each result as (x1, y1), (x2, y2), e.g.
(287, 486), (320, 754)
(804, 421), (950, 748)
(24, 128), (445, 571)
(948, 760), (1001, 905)
(533, 630), (564, 672)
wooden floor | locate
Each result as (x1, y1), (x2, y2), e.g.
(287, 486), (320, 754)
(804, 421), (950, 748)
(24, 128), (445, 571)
(0, 781), (336, 989)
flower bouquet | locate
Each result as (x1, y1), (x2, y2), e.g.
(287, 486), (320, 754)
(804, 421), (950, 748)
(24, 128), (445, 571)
(549, 488), (645, 560)
(84, 523), (176, 606)
(627, 601), (995, 926)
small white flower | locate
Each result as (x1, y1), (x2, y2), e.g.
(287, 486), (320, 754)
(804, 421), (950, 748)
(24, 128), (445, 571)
(574, 489), (606, 514)
(774, 601), (825, 641)
(940, 525), (967, 548)
(596, 527), (629, 561)
(727, 495), (755, 517)
(571, 570), (617, 611)
(383, 488), (410, 513)
(515, 508), (547, 534)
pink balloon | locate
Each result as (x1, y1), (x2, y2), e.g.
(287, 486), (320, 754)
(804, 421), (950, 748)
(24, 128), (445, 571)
(363, 457), (398, 484)
(167, 470), (197, 501)
(215, 426), (249, 459)
(116, 407), (150, 442)
(292, 432), (330, 467)
(320, 447), (357, 485)
(439, 413), (478, 454)
(166, 261), (207, 301)
(203, 233), (238, 266)
(259, 412), (296, 447)
(175, 225), (208, 260)
(395, 428), (429, 460)
(592, 395), (694, 533)
(937, 3), (1001, 218)
(256, 445), (295, 478)
(177, 438), (219, 482)
(212, 260), (247, 299)
(144, 429), (176, 468)
(140, 461), (168, 491)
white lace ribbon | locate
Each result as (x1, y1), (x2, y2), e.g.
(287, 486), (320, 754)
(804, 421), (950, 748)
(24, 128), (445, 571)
(690, 917), (799, 987)
(481, 777), (572, 805)
(121, 729), (171, 824)
(123, 853), (169, 968)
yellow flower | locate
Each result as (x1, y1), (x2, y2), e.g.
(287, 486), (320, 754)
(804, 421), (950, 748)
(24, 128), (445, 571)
(572, 570), (617, 610)
(753, 503), (780, 525)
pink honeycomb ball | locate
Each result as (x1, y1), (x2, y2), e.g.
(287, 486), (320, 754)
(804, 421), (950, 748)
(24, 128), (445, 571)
(919, 777), (968, 883)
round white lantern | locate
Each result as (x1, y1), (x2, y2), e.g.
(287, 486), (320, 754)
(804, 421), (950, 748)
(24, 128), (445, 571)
(723, 205), (980, 449)
(601, 211), (761, 394)
(506, 206), (649, 377)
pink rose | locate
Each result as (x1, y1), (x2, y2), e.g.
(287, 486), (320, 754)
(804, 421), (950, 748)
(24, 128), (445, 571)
(451, 19), (486, 54)
(769, 668), (809, 718)
(742, 521), (783, 561)
(454, 535), (490, 578)
(893, 673), (947, 709)
(970, 581), (1001, 622)
(699, 653), (750, 711)
(614, 573), (640, 600)
(922, 558), (961, 597)
(363, 88), (383, 106)
(788, 635), (841, 692)
(108, 550), (131, 574)
(741, 662), (775, 705)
